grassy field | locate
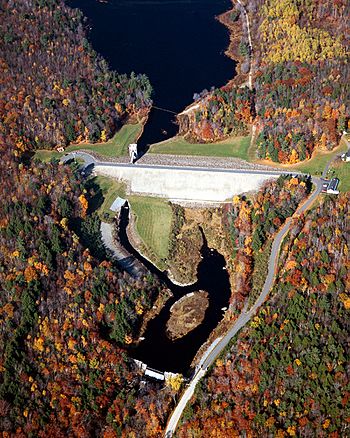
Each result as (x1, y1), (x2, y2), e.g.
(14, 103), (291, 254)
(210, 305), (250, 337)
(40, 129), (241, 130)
(34, 149), (63, 162)
(260, 139), (349, 176)
(327, 160), (350, 192)
(90, 175), (126, 222)
(91, 175), (173, 268)
(128, 196), (173, 268)
(34, 123), (142, 161)
(149, 135), (252, 160)
(292, 141), (348, 175)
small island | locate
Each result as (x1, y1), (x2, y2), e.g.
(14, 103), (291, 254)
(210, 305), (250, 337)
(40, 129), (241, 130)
(166, 291), (209, 341)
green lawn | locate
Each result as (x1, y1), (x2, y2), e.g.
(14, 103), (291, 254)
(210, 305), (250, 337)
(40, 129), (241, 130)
(327, 160), (350, 192)
(279, 139), (348, 176)
(149, 135), (252, 160)
(34, 149), (63, 162)
(34, 123), (142, 161)
(128, 196), (173, 268)
(90, 175), (126, 222)
(91, 175), (173, 268)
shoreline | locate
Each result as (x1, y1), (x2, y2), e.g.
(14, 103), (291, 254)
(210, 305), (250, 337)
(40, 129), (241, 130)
(176, 0), (252, 144)
(61, 107), (151, 153)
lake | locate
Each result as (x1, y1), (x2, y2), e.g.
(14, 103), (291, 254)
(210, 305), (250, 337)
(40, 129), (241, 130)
(68, 0), (235, 148)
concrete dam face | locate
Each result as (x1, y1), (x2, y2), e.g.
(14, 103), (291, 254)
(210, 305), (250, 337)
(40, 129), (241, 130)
(95, 164), (280, 202)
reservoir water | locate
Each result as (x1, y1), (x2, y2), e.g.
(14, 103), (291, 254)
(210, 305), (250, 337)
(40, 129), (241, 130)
(68, 0), (235, 149)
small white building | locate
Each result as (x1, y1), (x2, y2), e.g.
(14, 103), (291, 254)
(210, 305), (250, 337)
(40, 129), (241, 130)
(341, 150), (350, 162)
(128, 143), (138, 163)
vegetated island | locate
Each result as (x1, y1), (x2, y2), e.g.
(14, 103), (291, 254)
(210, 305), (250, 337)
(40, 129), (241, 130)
(0, 1), (175, 435)
(166, 291), (209, 341)
(1, 0), (349, 436)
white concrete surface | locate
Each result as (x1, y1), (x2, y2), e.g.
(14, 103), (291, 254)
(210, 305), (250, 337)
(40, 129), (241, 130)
(95, 164), (279, 202)
(110, 197), (126, 212)
(145, 368), (165, 381)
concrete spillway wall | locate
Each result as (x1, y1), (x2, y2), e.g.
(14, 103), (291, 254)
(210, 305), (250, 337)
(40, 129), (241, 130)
(95, 165), (280, 202)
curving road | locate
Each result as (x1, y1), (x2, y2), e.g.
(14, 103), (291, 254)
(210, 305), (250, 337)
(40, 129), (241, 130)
(164, 177), (322, 437)
(61, 150), (327, 438)
(164, 135), (348, 436)
(62, 149), (330, 438)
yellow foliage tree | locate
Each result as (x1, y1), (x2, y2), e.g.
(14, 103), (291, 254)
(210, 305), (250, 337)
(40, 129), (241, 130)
(78, 194), (88, 217)
(165, 374), (183, 392)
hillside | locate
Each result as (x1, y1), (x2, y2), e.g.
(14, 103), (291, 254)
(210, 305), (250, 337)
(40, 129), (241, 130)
(177, 195), (350, 436)
(1, 0), (349, 436)
(0, 145), (174, 434)
(177, 0), (349, 164)
(0, 1), (174, 435)
(0, 0), (152, 151)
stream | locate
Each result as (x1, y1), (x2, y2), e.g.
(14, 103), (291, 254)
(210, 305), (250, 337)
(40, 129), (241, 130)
(119, 204), (231, 375)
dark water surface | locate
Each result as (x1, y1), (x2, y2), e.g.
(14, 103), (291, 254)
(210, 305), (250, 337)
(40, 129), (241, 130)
(68, 0), (235, 148)
(68, 0), (235, 373)
(119, 205), (231, 375)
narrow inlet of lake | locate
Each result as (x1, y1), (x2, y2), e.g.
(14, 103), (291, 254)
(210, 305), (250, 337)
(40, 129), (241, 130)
(68, 0), (235, 149)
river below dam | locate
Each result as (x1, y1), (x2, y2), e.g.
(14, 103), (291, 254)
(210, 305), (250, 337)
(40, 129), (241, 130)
(118, 205), (231, 375)
(68, 0), (235, 149)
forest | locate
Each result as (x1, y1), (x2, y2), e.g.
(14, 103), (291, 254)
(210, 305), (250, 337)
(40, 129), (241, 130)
(0, 0), (174, 435)
(177, 195), (350, 437)
(1, 0), (349, 435)
(0, 147), (175, 435)
(253, 0), (350, 162)
(178, 86), (253, 142)
(179, 0), (349, 163)
(224, 174), (311, 310)
(0, 0), (152, 151)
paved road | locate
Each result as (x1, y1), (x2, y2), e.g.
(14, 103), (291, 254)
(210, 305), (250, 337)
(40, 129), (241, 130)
(61, 92), (348, 438)
(321, 135), (350, 178)
(62, 150), (324, 438)
(164, 177), (323, 437)
(61, 151), (96, 168)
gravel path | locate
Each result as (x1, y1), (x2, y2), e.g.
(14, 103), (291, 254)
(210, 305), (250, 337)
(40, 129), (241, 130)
(137, 153), (278, 171)
(100, 221), (146, 279)
(73, 149), (279, 172)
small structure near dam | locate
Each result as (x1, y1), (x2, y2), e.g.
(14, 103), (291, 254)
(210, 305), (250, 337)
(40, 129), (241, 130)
(134, 359), (182, 383)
